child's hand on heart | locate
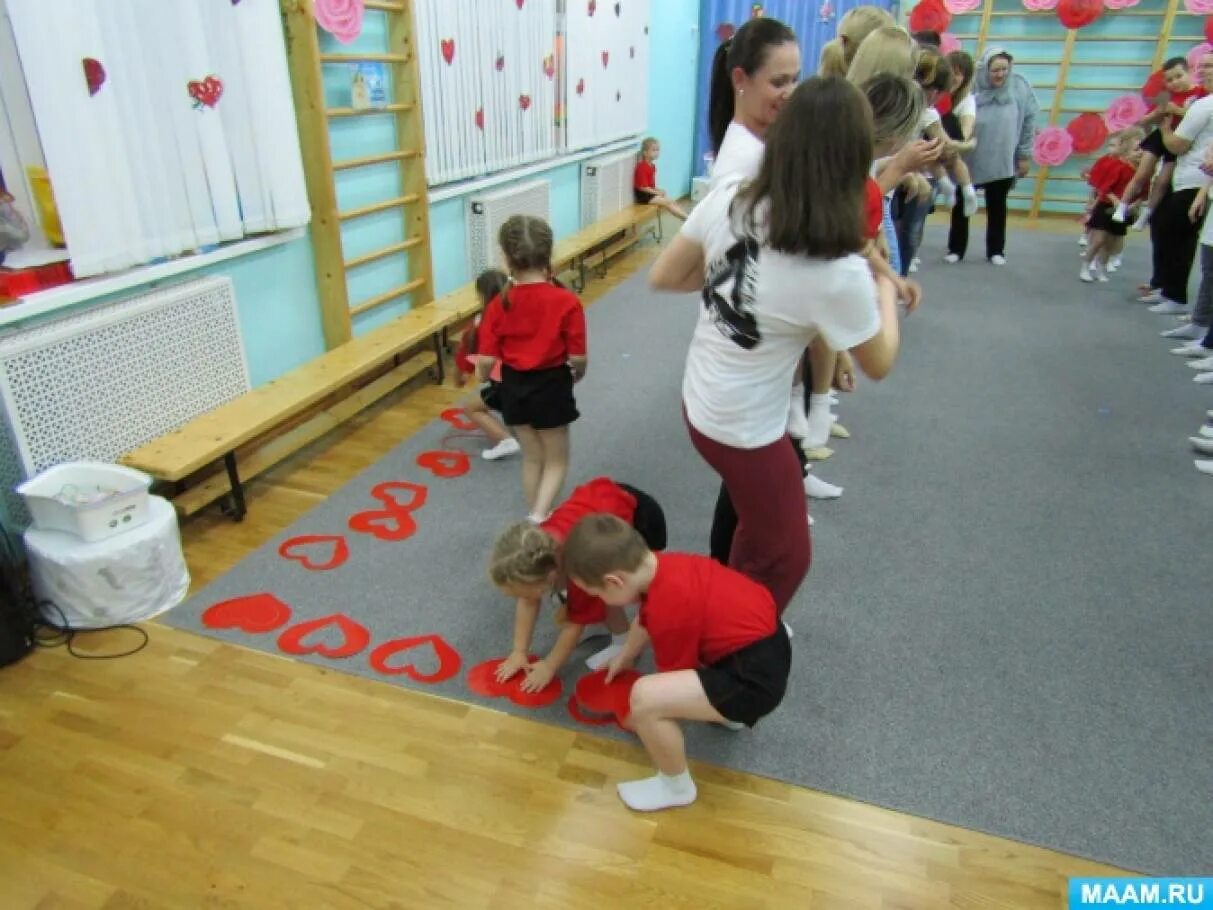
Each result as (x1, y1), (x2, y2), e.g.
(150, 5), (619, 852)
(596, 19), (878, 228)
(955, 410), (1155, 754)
(495, 650), (529, 683)
(521, 659), (555, 693)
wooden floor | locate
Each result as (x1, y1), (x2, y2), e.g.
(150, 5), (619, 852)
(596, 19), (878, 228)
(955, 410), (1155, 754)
(0, 235), (1125, 909)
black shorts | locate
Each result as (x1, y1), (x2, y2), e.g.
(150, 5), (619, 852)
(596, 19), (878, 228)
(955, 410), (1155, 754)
(1088, 201), (1128, 237)
(617, 483), (667, 551)
(940, 111), (963, 142)
(634, 188), (651, 205)
(697, 624), (791, 727)
(1140, 128), (1176, 164)
(499, 364), (578, 430)
(479, 381), (503, 412)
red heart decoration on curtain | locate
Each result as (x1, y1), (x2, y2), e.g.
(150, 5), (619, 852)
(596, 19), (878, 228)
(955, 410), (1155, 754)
(517, 0), (525, 8)
(543, 54), (555, 78)
(475, 107), (485, 129)
(277, 614), (371, 659)
(1206, 16), (1213, 43)
(495, 54), (505, 72)
(82, 58), (106, 96)
(1056, 0), (1102, 30)
(187, 75), (224, 108)
(602, 50), (610, 68)
(1065, 112), (1109, 154)
(369, 635), (462, 683)
(519, 94), (532, 111)
(277, 534), (349, 572)
(415, 450), (471, 478)
(202, 593), (292, 633)
(440, 38), (455, 64)
(908, 0), (951, 36)
(588, 0), (597, 15)
(440, 407), (477, 430)
(576, 78), (586, 95)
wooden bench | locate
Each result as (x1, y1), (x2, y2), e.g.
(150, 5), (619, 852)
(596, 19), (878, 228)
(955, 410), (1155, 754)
(121, 205), (662, 521)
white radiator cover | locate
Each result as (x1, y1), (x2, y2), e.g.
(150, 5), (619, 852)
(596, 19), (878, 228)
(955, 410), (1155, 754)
(581, 147), (640, 227)
(0, 276), (250, 525)
(465, 179), (552, 277)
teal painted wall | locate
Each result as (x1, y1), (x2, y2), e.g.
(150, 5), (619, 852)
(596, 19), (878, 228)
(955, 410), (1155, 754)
(647, 0), (701, 200)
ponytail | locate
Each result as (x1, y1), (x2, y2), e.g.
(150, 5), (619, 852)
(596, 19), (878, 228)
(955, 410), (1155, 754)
(706, 18), (798, 154)
(708, 41), (736, 154)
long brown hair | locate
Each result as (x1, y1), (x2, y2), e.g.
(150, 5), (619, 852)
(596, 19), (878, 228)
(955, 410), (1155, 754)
(708, 17), (798, 153)
(734, 76), (872, 259)
(946, 50), (976, 101)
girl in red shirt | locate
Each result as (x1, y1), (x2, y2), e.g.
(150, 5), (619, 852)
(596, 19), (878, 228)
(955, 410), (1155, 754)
(486, 478), (667, 692)
(633, 138), (688, 220)
(1082, 128), (1145, 283)
(477, 215), (588, 523)
(563, 514), (790, 813)
(452, 269), (519, 461)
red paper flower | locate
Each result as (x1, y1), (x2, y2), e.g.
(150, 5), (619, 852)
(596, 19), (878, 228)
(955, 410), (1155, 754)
(1033, 125), (1073, 167)
(1056, 0), (1102, 29)
(1066, 112), (1108, 154)
(909, 0), (952, 35)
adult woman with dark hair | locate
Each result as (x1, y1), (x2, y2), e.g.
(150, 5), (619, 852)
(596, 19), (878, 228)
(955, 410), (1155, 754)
(648, 76), (903, 615)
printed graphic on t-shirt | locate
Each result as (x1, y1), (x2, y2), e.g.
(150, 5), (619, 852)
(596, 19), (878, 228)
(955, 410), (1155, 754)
(702, 236), (761, 350)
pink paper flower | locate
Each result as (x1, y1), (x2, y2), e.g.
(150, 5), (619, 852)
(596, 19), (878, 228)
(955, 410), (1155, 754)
(1188, 41), (1213, 70)
(940, 32), (962, 53)
(1022, 0), (1058, 10)
(1104, 94), (1148, 131)
(315, 0), (365, 44)
(944, 0), (981, 12)
(1184, 0), (1213, 13)
(1032, 126), (1073, 167)
(1103, 0), (1139, 8)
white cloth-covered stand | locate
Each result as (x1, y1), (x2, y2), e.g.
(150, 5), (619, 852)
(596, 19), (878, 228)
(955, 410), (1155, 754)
(25, 496), (189, 629)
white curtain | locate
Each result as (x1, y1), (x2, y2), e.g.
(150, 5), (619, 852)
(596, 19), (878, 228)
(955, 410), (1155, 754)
(564, 0), (649, 152)
(417, 0), (558, 186)
(5, 0), (310, 278)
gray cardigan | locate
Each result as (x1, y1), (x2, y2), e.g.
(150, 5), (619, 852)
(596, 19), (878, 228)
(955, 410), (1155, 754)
(964, 47), (1040, 186)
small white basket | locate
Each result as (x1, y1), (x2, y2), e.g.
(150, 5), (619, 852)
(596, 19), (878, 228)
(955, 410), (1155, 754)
(17, 462), (152, 543)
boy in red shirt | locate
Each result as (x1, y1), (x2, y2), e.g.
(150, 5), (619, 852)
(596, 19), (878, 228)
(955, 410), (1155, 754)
(1113, 57), (1206, 229)
(563, 514), (791, 812)
(478, 215), (588, 523)
(633, 138), (688, 220)
(1082, 128), (1145, 283)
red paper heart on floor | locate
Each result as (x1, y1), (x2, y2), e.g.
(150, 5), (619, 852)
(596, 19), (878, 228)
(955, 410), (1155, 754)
(440, 407), (477, 431)
(277, 534), (349, 571)
(466, 656), (562, 707)
(440, 38), (455, 64)
(574, 668), (640, 718)
(202, 593), (291, 633)
(369, 635), (461, 683)
(370, 481), (428, 512)
(566, 695), (614, 726)
(348, 507), (418, 541)
(416, 450), (470, 478)
(277, 614), (370, 659)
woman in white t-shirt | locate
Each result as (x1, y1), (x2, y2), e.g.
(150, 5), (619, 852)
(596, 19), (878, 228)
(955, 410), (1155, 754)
(649, 76), (903, 613)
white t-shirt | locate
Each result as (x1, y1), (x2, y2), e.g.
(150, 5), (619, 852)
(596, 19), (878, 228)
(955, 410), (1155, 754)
(919, 107), (942, 132)
(954, 94), (976, 119)
(679, 183), (881, 449)
(710, 121), (765, 191)
(1172, 95), (1213, 192)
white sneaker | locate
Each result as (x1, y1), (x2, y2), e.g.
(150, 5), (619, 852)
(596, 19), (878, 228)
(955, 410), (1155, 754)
(1078, 235), (1089, 247)
(1110, 203), (1128, 224)
(1199, 425), (1213, 438)
(1138, 289), (1162, 303)
(804, 472), (843, 499)
(1191, 436), (1213, 455)
(1172, 340), (1213, 355)
(807, 513), (815, 527)
(1131, 208), (1151, 231)
(1079, 265), (1094, 283)
(1096, 268), (1110, 283)
(990, 255), (1007, 266)
(1163, 324), (1207, 340)
(1107, 256), (1122, 273)
(944, 253), (960, 264)
(909, 257), (920, 274)
(1196, 459), (1213, 476)
(1148, 299), (1190, 315)
(1194, 371), (1213, 384)
(1186, 356), (1213, 370)
(482, 437), (521, 460)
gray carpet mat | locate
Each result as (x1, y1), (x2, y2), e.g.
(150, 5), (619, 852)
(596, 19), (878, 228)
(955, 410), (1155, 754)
(163, 224), (1213, 875)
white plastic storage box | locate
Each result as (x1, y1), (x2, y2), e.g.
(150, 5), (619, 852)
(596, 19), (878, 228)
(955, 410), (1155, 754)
(17, 462), (152, 543)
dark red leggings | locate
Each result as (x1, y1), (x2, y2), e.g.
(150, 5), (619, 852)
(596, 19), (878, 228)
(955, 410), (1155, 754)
(685, 415), (811, 614)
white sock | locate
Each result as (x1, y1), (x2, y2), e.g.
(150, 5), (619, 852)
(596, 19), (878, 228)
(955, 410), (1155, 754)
(936, 174), (956, 206)
(961, 183), (979, 217)
(617, 770), (697, 812)
(806, 394), (833, 448)
(786, 383), (809, 439)
(585, 634), (628, 670)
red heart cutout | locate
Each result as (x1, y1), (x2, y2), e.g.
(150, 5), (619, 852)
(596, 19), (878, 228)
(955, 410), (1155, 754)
(83, 58), (106, 96)
(495, 54), (505, 72)
(440, 407), (477, 431)
(371, 480), (428, 513)
(519, 94), (532, 111)
(348, 507), (419, 541)
(601, 51), (609, 68)
(475, 107), (485, 130)
(574, 668), (641, 717)
(202, 593), (291, 633)
(566, 695), (629, 730)
(277, 614), (370, 659)
(588, 0), (597, 15)
(576, 78), (585, 96)
(543, 54), (555, 79)
(440, 38), (455, 65)
(416, 450), (470, 479)
(277, 534), (349, 572)
(517, 0), (525, 7)
(466, 657), (563, 707)
(369, 635), (461, 683)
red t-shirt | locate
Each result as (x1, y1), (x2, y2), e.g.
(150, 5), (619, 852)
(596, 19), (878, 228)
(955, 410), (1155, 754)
(1168, 86), (1207, 129)
(543, 477), (638, 625)
(639, 553), (777, 672)
(453, 318), (502, 381)
(478, 282), (587, 371)
(864, 177), (884, 241)
(634, 160), (656, 192)
(934, 91), (953, 117)
(1088, 155), (1139, 204)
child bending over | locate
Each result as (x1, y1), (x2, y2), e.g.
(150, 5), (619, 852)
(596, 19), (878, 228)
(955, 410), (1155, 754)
(487, 478), (667, 691)
(634, 138), (688, 220)
(564, 514), (791, 812)
(1081, 129), (1145, 283)
(453, 269), (520, 461)
(478, 215), (587, 523)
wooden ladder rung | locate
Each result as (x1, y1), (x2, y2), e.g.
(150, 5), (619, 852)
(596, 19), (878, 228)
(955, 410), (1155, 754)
(365, 0), (405, 10)
(345, 238), (424, 270)
(327, 103), (414, 119)
(351, 278), (427, 317)
(333, 149), (423, 172)
(339, 194), (421, 222)
(320, 53), (409, 64)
